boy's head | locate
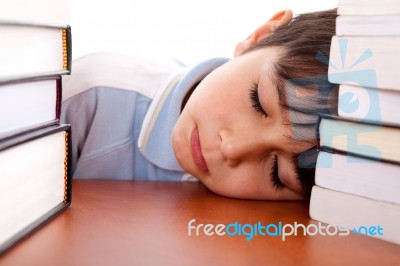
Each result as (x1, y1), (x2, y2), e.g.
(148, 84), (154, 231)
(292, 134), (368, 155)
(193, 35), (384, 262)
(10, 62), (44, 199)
(172, 9), (338, 200)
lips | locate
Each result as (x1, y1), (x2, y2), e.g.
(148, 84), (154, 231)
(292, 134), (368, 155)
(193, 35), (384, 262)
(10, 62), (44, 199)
(190, 127), (209, 172)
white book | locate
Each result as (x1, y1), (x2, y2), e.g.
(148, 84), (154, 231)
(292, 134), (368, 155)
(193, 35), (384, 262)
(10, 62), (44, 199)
(0, 24), (71, 81)
(0, 0), (70, 27)
(0, 76), (61, 139)
(337, 15), (400, 36)
(318, 114), (400, 164)
(316, 151), (400, 204)
(338, 0), (400, 15)
(329, 36), (400, 90)
(338, 84), (400, 125)
(0, 125), (71, 253)
(310, 186), (400, 245)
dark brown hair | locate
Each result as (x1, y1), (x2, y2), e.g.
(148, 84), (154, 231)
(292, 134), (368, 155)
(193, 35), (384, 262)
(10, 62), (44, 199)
(248, 9), (339, 197)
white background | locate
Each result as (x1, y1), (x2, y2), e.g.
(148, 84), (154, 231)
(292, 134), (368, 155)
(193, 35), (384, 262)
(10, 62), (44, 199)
(70, 0), (338, 65)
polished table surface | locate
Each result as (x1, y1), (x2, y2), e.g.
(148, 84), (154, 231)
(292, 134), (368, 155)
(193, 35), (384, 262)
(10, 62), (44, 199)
(1, 180), (400, 266)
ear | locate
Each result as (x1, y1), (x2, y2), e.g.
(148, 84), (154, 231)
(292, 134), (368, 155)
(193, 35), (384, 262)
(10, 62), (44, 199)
(234, 9), (293, 57)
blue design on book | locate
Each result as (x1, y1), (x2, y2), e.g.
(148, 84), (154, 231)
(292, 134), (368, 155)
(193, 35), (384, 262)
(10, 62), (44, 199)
(339, 92), (359, 114)
(327, 38), (381, 166)
(329, 38), (380, 122)
(290, 38), (382, 168)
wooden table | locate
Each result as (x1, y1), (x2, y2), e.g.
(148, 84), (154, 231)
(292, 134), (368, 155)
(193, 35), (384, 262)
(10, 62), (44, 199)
(1, 180), (400, 266)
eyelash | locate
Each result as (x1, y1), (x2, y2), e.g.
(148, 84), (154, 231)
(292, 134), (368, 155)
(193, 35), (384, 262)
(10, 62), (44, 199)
(271, 156), (284, 190)
(249, 84), (268, 117)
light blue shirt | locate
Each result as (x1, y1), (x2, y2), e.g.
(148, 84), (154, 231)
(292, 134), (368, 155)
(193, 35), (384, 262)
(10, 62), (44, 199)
(61, 53), (229, 181)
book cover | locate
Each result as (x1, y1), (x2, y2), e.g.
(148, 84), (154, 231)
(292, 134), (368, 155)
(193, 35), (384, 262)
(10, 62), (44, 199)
(328, 35), (400, 90)
(0, 76), (62, 139)
(0, 24), (72, 82)
(309, 186), (400, 245)
(317, 114), (400, 164)
(315, 151), (400, 204)
(337, 15), (400, 36)
(338, 0), (400, 15)
(0, 124), (72, 254)
(337, 84), (400, 125)
(0, 0), (70, 27)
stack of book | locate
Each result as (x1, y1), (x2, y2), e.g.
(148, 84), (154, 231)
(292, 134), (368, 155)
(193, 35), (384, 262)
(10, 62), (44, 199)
(0, 0), (72, 253)
(309, 0), (400, 245)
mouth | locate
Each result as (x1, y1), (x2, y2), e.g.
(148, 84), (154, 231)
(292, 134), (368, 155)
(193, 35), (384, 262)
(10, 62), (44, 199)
(190, 127), (209, 173)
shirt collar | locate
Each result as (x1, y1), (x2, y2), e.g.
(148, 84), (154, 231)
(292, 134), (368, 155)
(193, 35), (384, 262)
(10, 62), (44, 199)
(138, 57), (230, 171)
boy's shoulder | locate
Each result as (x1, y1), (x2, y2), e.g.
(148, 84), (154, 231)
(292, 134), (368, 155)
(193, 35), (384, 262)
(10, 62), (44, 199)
(62, 52), (185, 101)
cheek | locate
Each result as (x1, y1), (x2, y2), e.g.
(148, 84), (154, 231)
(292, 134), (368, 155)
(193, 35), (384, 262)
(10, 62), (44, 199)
(187, 68), (245, 117)
(189, 85), (227, 116)
(200, 170), (268, 199)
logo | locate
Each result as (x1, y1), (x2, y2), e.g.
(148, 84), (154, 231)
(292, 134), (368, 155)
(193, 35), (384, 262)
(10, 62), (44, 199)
(286, 38), (382, 168)
(187, 219), (383, 241)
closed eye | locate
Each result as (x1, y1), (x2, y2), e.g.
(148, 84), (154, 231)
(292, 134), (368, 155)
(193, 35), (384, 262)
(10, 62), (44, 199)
(271, 156), (284, 190)
(249, 83), (268, 117)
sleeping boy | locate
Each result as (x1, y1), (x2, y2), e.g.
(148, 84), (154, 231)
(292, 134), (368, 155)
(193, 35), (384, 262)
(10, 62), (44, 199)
(61, 9), (338, 200)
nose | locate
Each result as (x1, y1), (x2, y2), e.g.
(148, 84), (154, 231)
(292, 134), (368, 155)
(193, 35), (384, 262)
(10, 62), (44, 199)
(219, 129), (271, 167)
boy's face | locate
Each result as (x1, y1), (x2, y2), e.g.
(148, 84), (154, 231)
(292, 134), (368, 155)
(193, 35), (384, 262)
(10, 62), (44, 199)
(172, 47), (315, 200)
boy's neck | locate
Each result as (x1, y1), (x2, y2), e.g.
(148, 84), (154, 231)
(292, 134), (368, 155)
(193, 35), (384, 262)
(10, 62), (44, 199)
(181, 81), (200, 111)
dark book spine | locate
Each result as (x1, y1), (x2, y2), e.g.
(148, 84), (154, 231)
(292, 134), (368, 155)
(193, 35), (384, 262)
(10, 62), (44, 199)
(65, 25), (72, 73)
(56, 76), (62, 120)
(64, 125), (72, 203)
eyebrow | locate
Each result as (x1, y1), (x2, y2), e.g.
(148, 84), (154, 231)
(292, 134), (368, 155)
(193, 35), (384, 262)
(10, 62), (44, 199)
(268, 66), (291, 124)
(267, 63), (316, 197)
(270, 63), (317, 198)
